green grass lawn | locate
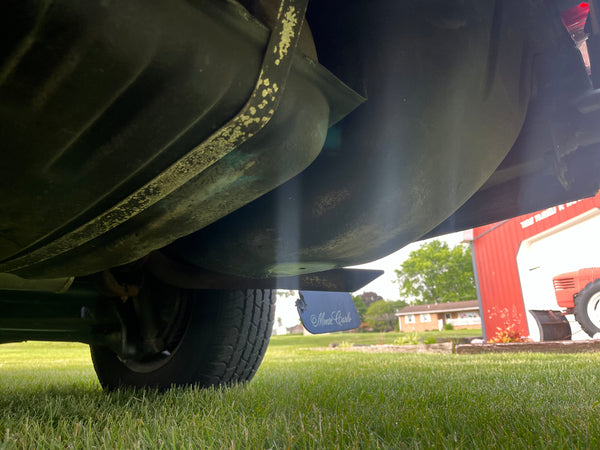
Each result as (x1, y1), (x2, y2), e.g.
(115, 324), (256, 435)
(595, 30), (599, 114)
(2, 333), (600, 448)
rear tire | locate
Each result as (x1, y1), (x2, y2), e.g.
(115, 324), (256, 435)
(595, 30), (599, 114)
(90, 288), (275, 390)
(573, 279), (600, 338)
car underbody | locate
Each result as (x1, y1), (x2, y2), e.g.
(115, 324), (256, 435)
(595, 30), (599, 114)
(1, 0), (599, 389)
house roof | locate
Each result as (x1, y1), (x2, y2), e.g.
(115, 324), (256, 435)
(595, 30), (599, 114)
(395, 300), (479, 316)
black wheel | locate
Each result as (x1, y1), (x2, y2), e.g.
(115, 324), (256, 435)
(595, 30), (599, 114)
(573, 279), (600, 338)
(90, 283), (275, 390)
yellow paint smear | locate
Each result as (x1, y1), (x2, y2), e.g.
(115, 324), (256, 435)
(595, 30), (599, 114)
(273, 6), (297, 67)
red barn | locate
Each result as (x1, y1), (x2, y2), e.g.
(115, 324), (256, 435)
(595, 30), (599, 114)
(467, 191), (600, 342)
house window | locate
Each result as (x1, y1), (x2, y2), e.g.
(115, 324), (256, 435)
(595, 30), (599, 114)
(405, 314), (415, 323)
(460, 312), (479, 319)
(445, 313), (452, 320)
(420, 313), (431, 323)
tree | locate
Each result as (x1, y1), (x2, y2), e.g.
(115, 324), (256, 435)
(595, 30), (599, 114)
(352, 295), (368, 322)
(352, 291), (383, 324)
(360, 291), (383, 307)
(364, 299), (407, 331)
(395, 240), (476, 305)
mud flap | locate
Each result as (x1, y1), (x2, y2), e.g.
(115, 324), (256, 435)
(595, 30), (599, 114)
(296, 291), (361, 334)
(529, 309), (572, 341)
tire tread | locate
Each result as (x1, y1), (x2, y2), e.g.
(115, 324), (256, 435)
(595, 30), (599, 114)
(90, 288), (275, 390)
(574, 279), (600, 338)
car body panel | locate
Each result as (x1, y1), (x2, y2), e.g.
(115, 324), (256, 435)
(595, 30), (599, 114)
(0, 0), (598, 285)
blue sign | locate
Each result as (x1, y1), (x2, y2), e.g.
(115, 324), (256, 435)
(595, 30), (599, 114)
(296, 291), (361, 334)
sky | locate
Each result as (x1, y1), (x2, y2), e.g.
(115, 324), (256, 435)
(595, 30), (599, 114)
(273, 231), (467, 332)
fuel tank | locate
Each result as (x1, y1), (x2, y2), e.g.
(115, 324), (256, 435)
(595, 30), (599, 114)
(0, 0), (362, 278)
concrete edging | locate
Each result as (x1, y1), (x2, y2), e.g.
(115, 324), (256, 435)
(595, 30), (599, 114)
(317, 340), (600, 355)
(320, 342), (454, 354)
(456, 340), (600, 354)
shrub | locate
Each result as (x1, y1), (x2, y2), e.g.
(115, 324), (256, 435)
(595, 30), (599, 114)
(394, 332), (419, 345)
(488, 324), (529, 343)
(443, 323), (454, 331)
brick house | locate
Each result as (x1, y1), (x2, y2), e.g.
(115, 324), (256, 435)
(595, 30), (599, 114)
(396, 300), (481, 332)
(286, 323), (307, 335)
